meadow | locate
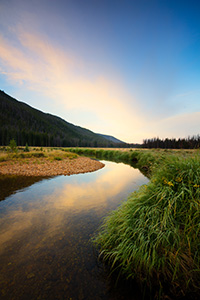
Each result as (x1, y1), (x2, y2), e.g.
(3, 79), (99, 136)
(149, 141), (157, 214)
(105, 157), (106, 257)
(68, 147), (200, 299)
(0, 145), (78, 162)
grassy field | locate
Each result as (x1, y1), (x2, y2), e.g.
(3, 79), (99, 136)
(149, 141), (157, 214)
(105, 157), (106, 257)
(68, 147), (200, 299)
(0, 146), (78, 162)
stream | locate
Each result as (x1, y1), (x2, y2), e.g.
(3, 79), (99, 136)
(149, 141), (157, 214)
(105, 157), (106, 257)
(0, 160), (148, 300)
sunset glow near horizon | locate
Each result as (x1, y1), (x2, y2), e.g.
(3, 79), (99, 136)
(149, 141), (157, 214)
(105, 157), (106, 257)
(0, 0), (200, 143)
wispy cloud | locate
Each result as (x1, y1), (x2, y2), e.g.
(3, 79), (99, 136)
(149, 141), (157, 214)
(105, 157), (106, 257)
(0, 27), (144, 141)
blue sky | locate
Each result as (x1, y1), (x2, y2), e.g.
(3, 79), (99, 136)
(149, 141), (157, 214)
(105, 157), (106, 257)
(0, 0), (200, 143)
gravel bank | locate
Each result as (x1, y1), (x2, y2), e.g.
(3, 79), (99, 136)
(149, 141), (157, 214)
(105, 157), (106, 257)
(0, 157), (105, 176)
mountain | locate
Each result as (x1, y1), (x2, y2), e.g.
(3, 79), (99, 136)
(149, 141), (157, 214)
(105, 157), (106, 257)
(97, 134), (125, 144)
(0, 90), (126, 148)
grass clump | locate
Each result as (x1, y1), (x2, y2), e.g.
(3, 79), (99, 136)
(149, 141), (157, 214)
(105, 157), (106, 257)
(53, 156), (62, 161)
(12, 152), (45, 159)
(0, 154), (7, 162)
(94, 155), (200, 298)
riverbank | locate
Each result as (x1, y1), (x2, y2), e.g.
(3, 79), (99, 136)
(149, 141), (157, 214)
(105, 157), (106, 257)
(68, 147), (198, 176)
(68, 147), (200, 299)
(0, 148), (104, 176)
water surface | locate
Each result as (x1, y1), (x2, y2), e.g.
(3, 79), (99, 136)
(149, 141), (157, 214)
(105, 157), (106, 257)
(0, 161), (148, 300)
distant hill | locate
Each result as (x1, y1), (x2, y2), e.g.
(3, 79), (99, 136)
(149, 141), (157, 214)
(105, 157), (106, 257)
(97, 134), (124, 144)
(0, 90), (126, 147)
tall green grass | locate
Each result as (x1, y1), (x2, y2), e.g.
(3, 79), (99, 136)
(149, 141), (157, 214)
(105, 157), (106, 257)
(68, 148), (168, 175)
(67, 148), (200, 296)
(94, 155), (200, 298)
(69, 147), (139, 162)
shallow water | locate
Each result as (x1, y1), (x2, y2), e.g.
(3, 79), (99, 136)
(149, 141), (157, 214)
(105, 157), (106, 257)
(0, 161), (148, 300)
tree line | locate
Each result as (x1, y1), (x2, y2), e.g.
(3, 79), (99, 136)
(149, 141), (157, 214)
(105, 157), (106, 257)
(142, 136), (200, 149)
(0, 126), (123, 148)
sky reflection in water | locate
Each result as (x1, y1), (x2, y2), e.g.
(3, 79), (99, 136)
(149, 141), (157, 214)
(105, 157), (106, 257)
(0, 161), (148, 300)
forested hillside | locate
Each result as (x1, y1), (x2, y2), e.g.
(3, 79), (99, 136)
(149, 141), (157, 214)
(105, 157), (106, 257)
(0, 90), (125, 147)
(97, 133), (124, 144)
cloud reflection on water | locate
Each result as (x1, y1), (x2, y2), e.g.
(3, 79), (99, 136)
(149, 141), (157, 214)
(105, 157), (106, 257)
(0, 161), (148, 252)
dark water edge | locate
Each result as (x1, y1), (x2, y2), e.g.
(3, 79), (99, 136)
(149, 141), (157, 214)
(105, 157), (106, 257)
(0, 175), (52, 201)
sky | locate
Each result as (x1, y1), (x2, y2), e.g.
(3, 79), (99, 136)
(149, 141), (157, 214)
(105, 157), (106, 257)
(0, 0), (200, 143)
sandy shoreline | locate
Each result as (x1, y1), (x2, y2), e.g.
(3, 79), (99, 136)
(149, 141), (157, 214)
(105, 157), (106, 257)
(0, 156), (105, 177)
